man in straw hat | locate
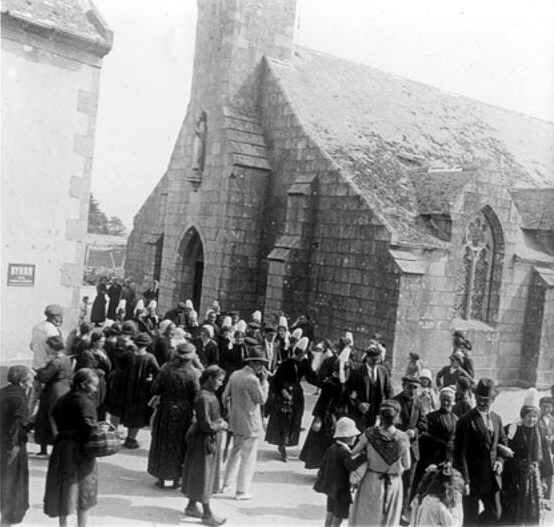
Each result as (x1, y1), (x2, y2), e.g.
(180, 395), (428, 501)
(454, 378), (510, 525)
(221, 346), (269, 500)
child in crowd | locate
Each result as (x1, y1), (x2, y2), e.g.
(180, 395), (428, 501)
(410, 461), (465, 527)
(314, 417), (364, 527)
(79, 296), (91, 324)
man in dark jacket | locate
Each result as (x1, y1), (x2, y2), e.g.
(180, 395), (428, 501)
(195, 324), (219, 367)
(393, 375), (426, 524)
(346, 342), (392, 430)
(454, 378), (509, 525)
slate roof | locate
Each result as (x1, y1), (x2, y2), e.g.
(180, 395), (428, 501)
(509, 188), (554, 231)
(1, 0), (112, 54)
(267, 47), (554, 248)
(223, 107), (271, 171)
(412, 169), (473, 216)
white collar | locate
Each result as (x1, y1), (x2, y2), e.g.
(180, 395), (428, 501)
(335, 440), (351, 451)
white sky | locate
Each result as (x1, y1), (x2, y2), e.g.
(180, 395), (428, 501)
(92, 0), (554, 229)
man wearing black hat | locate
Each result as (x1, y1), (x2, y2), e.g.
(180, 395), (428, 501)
(345, 341), (392, 430)
(393, 375), (426, 524)
(195, 325), (219, 367)
(454, 378), (509, 525)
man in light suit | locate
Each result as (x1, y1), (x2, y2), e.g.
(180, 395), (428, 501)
(221, 346), (269, 500)
(455, 378), (510, 525)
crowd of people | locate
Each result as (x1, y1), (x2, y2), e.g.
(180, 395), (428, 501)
(0, 282), (553, 527)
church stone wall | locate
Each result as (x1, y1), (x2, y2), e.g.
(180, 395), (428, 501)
(125, 174), (169, 287)
(260, 63), (400, 355)
(392, 170), (540, 385)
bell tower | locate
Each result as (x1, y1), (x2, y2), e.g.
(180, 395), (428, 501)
(190, 0), (297, 113)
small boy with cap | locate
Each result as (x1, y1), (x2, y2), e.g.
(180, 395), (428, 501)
(314, 417), (364, 527)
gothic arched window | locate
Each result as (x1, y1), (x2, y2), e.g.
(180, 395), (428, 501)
(454, 208), (503, 323)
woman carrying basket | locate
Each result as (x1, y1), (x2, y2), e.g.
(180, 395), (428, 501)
(43, 369), (100, 527)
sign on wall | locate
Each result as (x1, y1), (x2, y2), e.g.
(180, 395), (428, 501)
(7, 263), (36, 286)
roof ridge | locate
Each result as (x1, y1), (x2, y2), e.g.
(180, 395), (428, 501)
(292, 45), (554, 126)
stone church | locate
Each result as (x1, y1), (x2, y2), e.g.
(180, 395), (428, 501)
(126, 0), (554, 386)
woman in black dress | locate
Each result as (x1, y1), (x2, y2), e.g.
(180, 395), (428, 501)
(148, 342), (200, 488)
(182, 365), (228, 526)
(266, 337), (319, 462)
(75, 331), (111, 421)
(120, 333), (160, 448)
(35, 336), (73, 456)
(299, 357), (347, 469)
(90, 278), (108, 326)
(44, 368), (99, 527)
(501, 392), (544, 526)
(412, 386), (458, 501)
(105, 322), (135, 429)
(0, 365), (34, 526)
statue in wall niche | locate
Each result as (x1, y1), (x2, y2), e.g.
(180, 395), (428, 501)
(192, 111), (207, 173)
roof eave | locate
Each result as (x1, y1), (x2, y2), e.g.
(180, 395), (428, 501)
(1, 8), (113, 58)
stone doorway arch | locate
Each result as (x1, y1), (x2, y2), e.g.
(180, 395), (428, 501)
(174, 227), (204, 311)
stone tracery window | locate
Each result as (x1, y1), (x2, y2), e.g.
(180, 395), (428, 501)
(456, 210), (498, 322)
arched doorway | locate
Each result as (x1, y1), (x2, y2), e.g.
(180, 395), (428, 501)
(174, 227), (204, 311)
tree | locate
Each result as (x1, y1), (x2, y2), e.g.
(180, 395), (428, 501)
(107, 216), (127, 236)
(88, 194), (127, 236)
(88, 194), (108, 234)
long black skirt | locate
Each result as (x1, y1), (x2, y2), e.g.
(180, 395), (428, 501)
(265, 383), (304, 447)
(43, 438), (97, 517)
(148, 401), (193, 481)
(181, 429), (222, 503)
(0, 444), (29, 524)
(299, 415), (335, 469)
